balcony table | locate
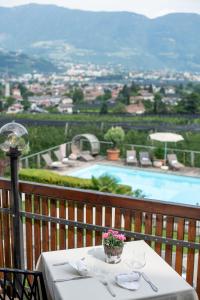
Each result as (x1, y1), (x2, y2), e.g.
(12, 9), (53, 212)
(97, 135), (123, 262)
(37, 240), (198, 300)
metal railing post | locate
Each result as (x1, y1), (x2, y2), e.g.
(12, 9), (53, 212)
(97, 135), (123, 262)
(37, 154), (41, 168)
(7, 149), (24, 270)
(190, 151), (195, 167)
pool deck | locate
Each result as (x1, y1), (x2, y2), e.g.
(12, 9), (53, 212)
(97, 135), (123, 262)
(56, 156), (200, 178)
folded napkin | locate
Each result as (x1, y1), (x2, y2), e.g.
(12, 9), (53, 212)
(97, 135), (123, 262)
(115, 272), (141, 290)
(69, 259), (88, 276)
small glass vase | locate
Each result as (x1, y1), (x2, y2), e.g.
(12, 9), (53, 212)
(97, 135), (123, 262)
(104, 244), (123, 264)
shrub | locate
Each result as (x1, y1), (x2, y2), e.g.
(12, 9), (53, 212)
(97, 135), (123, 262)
(19, 168), (93, 189)
(19, 169), (133, 195)
(153, 147), (164, 160)
(104, 126), (125, 149)
(91, 174), (133, 196)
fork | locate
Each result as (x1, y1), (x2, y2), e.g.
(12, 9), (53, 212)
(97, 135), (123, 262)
(100, 279), (116, 297)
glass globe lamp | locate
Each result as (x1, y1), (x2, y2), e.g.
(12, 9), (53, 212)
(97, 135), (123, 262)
(0, 121), (29, 153)
(0, 121), (29, 269)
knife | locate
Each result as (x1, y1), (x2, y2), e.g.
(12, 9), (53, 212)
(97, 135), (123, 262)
(141, 272), (158, 292)
(53, 261), (69, 266)
(53, 275), (91, 282)
(53, 257), (85, 266)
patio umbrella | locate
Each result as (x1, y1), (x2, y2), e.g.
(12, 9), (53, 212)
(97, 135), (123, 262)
(149, 132), (184, 164)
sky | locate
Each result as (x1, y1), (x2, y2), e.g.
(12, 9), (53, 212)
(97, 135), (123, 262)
(0, 0), (199, 18)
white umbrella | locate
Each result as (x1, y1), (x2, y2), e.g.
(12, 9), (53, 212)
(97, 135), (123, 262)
(149, 132), (184, 164)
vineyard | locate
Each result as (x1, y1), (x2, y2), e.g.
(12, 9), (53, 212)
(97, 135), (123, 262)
(0, 113), (200, 156)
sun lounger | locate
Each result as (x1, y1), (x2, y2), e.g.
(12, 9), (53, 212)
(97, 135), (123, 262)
(167, 154), (184, 170)
(139, 151), (152, 167)
(59, 143), (67, 158)
(42, 153), (66, 169)
(126, 150), (138, 165)
(78, 151), (95, 162)
(54, 150), (77, 167)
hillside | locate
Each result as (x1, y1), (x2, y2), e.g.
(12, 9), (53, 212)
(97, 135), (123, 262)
(0, 50), (57, 74)
(0, 5), (200, 71)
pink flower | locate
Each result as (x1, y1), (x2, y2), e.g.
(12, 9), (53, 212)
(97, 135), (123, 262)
(108, 229), (119, 235)
(117, 234), (126, 241)
(102, 232), (109, 239)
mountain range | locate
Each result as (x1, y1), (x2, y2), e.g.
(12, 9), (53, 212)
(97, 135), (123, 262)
(0, 4), (200, 72)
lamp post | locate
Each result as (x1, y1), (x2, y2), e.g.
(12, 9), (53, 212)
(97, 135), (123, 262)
(0, 122), (29, 270)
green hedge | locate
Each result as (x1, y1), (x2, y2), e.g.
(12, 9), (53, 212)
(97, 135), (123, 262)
(19, 168), (132, 195)
(19, 168), (94, 190)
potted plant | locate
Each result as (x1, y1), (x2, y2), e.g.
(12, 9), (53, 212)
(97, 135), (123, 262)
(103, 229), (126, 264)
(153, 147), (164, 167)
(104, 126), (125, 160)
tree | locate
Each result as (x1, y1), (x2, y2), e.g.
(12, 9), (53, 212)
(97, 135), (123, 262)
(112, 102), (126, 114)
(0, 101), (3, 111)
(99, 101), (108, 115)
(104, 89), (112, 100)
(130, 81), (139, 94)
(96, 90), (112, 102)
(91, 175), (133, 195)
(4, 96), (15, 108)
(160, 87), (165, 96)
(21, 99), (31, 111)
(153, 93), (166, 114)
(72, 88), (84, 103)
(91, 174), (144, 197)
(18, 83), (34, 100)
(117, 85), (130, 105)
(104, 126), (125, 149)
(143, 100), (154, 113)
(148, 84), (154, 93)
(177, 93), (200, 114)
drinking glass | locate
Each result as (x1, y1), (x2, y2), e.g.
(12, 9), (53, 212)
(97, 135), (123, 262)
(124, 250), (146, 270)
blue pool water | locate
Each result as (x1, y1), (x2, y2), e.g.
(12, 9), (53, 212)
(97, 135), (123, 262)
(69, 164), (200, 206)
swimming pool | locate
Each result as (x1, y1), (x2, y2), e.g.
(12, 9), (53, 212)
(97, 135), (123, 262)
(69, 164), (200, 206)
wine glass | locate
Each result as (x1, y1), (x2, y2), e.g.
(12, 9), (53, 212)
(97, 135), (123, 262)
(124, 250), (146, 270)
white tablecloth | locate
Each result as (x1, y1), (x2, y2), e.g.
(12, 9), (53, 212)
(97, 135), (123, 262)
(37, 240), (198, 300)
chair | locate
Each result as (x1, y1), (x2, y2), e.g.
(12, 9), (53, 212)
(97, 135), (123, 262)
(126, 150), (138, 165)
(41, 153), (66, 169)
(139, 151), (152, 167)
(0, 268), (47, 300)
(167, 154), (185, 170)
(54, 150), (77, 167)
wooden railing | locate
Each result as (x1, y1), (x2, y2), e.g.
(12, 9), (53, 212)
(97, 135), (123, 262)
(0, 178), (199, 296)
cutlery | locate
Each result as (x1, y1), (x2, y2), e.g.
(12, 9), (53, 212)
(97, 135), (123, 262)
(53, 261), (69, 266)
(100, 279), (116, 297)
(53, 275), (91, 282)
(53, 257), (85, 266)
(141, 272), (158, 292)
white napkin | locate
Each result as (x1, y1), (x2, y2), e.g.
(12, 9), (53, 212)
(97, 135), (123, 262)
(69, 259), (88, 276)
(115, 272), (141, 290)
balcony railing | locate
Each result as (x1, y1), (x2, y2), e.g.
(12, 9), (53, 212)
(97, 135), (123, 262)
(0, 178), (199, 297)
